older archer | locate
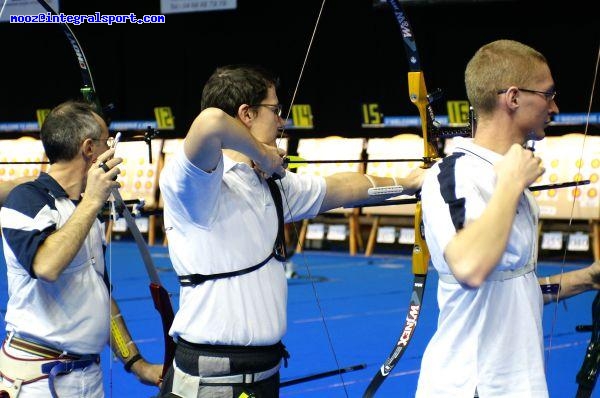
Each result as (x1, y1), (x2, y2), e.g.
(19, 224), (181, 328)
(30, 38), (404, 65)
(0, 101), (161, 397)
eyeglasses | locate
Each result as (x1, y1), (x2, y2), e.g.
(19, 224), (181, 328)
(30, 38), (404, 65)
(93, 136), (115, 147)
(497, 87), (557, 101)
(249, 103), (283, 117)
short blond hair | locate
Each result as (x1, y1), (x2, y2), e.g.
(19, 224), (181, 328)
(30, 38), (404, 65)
(465, 40), (548, 117)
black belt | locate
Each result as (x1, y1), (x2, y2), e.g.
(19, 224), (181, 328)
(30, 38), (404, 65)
(175, 337), (289, 376)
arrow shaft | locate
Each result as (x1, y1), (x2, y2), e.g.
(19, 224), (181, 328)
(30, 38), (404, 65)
(286, 158), (423, 164)
(529, 179), (591, 192)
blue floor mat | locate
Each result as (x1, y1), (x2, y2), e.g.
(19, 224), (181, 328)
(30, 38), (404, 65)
(1, 242), (597, 397)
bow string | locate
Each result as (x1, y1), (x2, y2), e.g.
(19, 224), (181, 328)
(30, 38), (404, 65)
(272, 0), (358, 395)
(566, 44), (600, 398)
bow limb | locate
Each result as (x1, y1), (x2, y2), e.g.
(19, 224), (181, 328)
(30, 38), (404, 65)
(575, 290), (600, 398)
(110, 189), (176, 379)
(35, 0), (175, 379)
(35, 0), (99, 109)
(363, 2), (435, 396)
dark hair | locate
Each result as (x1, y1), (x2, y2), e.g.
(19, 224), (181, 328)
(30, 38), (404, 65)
(40, 101), (102, 164)
(200, 65), (280, 117)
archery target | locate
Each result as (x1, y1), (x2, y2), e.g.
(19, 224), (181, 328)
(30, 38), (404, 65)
(532, 133), (599, 220)
(0, 137), (46, 182)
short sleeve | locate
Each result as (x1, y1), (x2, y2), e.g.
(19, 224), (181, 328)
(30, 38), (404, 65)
(0, 183), (57, 277)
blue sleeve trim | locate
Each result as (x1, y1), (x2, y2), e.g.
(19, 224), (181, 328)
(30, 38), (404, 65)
(2, 182), (57, 278)
(3, 181), (56, 218)
(437, 153), (467, 232)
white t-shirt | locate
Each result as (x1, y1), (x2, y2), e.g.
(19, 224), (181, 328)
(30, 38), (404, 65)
(416, 138), (547, 398)
(159, 149), (326, 346)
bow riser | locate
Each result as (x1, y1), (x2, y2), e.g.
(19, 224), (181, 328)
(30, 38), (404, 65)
(412, 203), (430, 275)
(363, 3), (433, 396)
(408, 71), (436, 165)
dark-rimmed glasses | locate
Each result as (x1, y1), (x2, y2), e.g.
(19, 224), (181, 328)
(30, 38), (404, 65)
(249, 103), (283, 117)
(497, 87), (557, 101)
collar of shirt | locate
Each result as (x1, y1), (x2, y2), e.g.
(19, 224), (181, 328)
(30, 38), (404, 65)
(223, 154), (256, 173)
(36, 172), (69, 199)
(452, 137), (503, 166)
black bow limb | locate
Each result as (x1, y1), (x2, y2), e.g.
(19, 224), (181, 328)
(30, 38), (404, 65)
(575, 290), (600, 398)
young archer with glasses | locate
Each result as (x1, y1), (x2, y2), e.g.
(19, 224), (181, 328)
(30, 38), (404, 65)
(416, 40), (600, 398)
(157, 64), (425, 398)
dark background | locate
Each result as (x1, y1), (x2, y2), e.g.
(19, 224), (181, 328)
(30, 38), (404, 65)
(0, 0), (598, 138)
